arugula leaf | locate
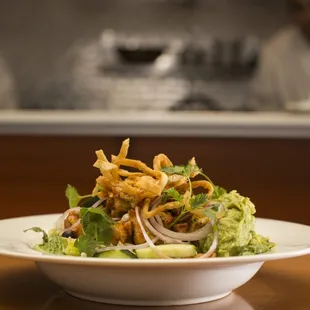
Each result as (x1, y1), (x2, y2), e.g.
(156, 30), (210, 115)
(65, 184), (92, 208)
(163, 188), (183, 203)
(74, 207), (114, 256)
(190, 193), (209, 209)
(24, 227), (48, 243)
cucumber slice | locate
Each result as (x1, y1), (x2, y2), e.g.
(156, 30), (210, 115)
(135, 244), (197, 259)
(96, 249), (137, 259)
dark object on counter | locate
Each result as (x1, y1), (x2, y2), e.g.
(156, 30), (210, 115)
(170, 94), (222, 111)
(117, 47), (164, 64)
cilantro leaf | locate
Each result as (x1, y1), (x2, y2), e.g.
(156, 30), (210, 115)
(24, 227), (48, 243)
(80, 207), (114, 229)
(184, 165), (191, 177)
(185, 163), (201, 177)
(161, 165), (186, 176)
(190, 193), (209, 209)
(74, 207), (114, 256)
(212, 186), (227, 199)
(163, 188), (183, 203)
(162, 162), (202, 178)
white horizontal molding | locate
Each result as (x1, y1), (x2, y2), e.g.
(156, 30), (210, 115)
(0, 110), (309, 138)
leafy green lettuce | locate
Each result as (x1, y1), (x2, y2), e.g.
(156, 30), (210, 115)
(199, 190), (275, 257)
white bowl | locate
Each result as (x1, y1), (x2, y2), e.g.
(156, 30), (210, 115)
(0, 214), (310, 306)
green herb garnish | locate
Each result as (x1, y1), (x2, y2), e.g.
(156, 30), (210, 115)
(65, 184), (93, 208)
(74, 207), (114, 256)
(162, 161), (227, 225)
(190, 193), (209, 209)
(163, 188), (184, 203)
(212, 186), (227, 199)
(24, 227), (48, 243)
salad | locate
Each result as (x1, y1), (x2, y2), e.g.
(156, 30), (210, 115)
(25, 138), (275, 259)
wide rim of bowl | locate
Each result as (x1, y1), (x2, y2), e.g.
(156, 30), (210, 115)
(0, 214), (310, 268)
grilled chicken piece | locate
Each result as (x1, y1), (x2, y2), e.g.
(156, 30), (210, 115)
(64, 211), (79, 229)
(63, 211), (83, 237)
(128, 210), (146, 244)
(160, 212), (174, 226)
(124, 220), (133, 238)
(173, 223), (189, 233)
(74, 224), (83, 237)
(113, 221), (132, 244)
(114, 197), (131, 214)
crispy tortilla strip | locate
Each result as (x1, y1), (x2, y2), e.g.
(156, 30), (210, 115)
(93, 150), (109, 168)
(188, 157), (200, 178)
(112, 138), (130, 164)
(115, 181), (142, 197)
(96, 161), (120, 181)
(191, 180), (214, 197)
(118, 169), (144, 177)
(135, 176), (163, 196)
(153, 153), (173, 171)
(113, 158), (161, 177)
(143, 199), (181, 219)
(166, 174), (187, 188)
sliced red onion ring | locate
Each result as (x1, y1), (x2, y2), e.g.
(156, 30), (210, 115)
(91, 198), (104, 208)
(149, 216), (212, 241)
(142, 216), (184, 244)
(155, 214), (163, 225)
(54, 207), (81, 231)
(63, 219), (81, 232)
(135, 207), (171, 259)
(197, 220), (218, 258)
(55, 198), (104, 232)
(121, 213), (129, 222)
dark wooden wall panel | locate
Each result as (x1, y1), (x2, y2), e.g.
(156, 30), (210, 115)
(1, 135), (309, 225)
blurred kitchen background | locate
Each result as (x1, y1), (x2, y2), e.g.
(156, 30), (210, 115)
(2, 0), (310, 224)
(0, 0), (291, 111)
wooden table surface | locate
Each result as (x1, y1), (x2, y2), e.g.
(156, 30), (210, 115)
(1, 255), (309, 310)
